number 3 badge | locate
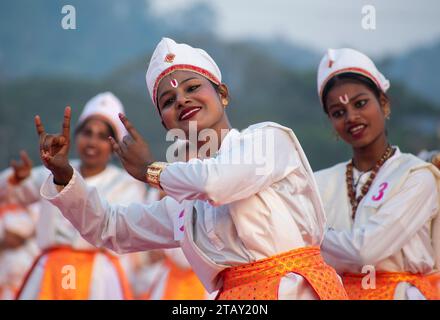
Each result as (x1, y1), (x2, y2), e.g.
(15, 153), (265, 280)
(372, 182), (388, 201)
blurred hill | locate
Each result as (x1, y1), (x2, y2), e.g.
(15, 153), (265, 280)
(381, 41), (440, 106)
(0, 0), (216, 79)
(0, 1), (439, 171)
(2, 0), (439, 106)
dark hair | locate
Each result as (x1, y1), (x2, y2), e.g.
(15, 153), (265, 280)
(210, 80), (231, 101)
(321, 73), (386, 113)
(210, 81), (220, 91)
(74, 117), (116, 140)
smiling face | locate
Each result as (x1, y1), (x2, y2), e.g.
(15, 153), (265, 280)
(324, 79), (390, 149)
(156, 70), (230, 136)
(75, 117), (114, 170)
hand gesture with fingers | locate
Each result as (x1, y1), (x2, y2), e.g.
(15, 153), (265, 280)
(10, 150), (33, 184)
(432, 153), (440, 170)
(35, 106), (74, 185)
(109, 113), (155, 183)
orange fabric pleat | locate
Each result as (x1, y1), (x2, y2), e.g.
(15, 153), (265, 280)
(0, 203), (24, 218)
(428, 273), (440, 293)
(16, 246), (132, 300)
(137, 258), (206, 300)
(161, 258), (206, 300)
(38, 247), (95, 300)
(217, 246), (348, 300)
(343, 271), (440, 300)
(105, 254), (133, 300)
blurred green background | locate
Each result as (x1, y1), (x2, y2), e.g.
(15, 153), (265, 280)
(1, 0), (439, 171)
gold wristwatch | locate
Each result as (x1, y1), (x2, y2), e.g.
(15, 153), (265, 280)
(146, 162), (168, 189)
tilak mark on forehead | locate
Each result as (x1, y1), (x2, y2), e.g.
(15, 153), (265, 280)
(339, 94), (349, 105)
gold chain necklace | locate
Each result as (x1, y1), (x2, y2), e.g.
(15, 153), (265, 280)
(346, 145), (395, 219)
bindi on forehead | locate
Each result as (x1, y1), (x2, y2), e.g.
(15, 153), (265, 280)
(158, 75), (199, 99)
(170, 78), (178, 88)
(339, 94), (350, 105)
(327, 91), (369, 110)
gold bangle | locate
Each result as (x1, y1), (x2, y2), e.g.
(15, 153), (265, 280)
(146, 162), (168, 189)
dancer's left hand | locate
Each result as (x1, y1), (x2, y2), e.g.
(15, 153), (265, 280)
(109, 113), (155, 183)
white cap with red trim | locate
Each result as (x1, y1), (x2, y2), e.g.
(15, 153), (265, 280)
(77, 92), (128, 141)
(317, 48), (390, 104)
(146, 38), (222, 108)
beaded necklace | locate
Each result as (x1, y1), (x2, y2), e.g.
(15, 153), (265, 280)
(346, 145), (395, 219)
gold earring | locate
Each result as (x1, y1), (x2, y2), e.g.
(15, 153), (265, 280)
(222, 98), (229, 107)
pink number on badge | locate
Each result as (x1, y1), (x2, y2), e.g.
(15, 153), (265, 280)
(372, 182), (388, 201)
(178, 210), (185, 232)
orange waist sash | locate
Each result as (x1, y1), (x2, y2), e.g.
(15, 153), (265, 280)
(217, 246), (348, 300)
(16, 246), (133, 300)
(140, 257), (206, 300)
(428, 273), (440, 293)
(343, 271), (440, 300)
(162, 257), (206, 300)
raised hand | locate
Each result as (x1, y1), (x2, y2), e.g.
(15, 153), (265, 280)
(109, 113), (155, 183)
(10, 150), (33, 184)
(432, 153), (440, 170)
(35, 107), (73, 185)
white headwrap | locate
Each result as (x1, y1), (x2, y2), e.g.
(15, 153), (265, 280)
(0, 205), (34, 238)
(77, 92), (128, 141)
(146, 38), (222, 110)
(317, 48), (390, 105)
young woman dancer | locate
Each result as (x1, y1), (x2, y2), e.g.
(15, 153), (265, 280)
(34, 38), (347, 300)
(314, 48), (440, 300)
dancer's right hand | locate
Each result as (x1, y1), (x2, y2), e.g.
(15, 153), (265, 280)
(35, 106), (73, 185)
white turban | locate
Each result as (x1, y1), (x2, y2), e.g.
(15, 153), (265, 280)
(77, 92), (128, 141)
(146, 38), (222, 109)
(0, 204), (34, 238)
(317, 48), (390, 105)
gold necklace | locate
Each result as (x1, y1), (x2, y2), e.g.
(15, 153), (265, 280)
(346, 145), (395, 219)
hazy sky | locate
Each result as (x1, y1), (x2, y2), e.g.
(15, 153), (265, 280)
(150, 0), (440, 58)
